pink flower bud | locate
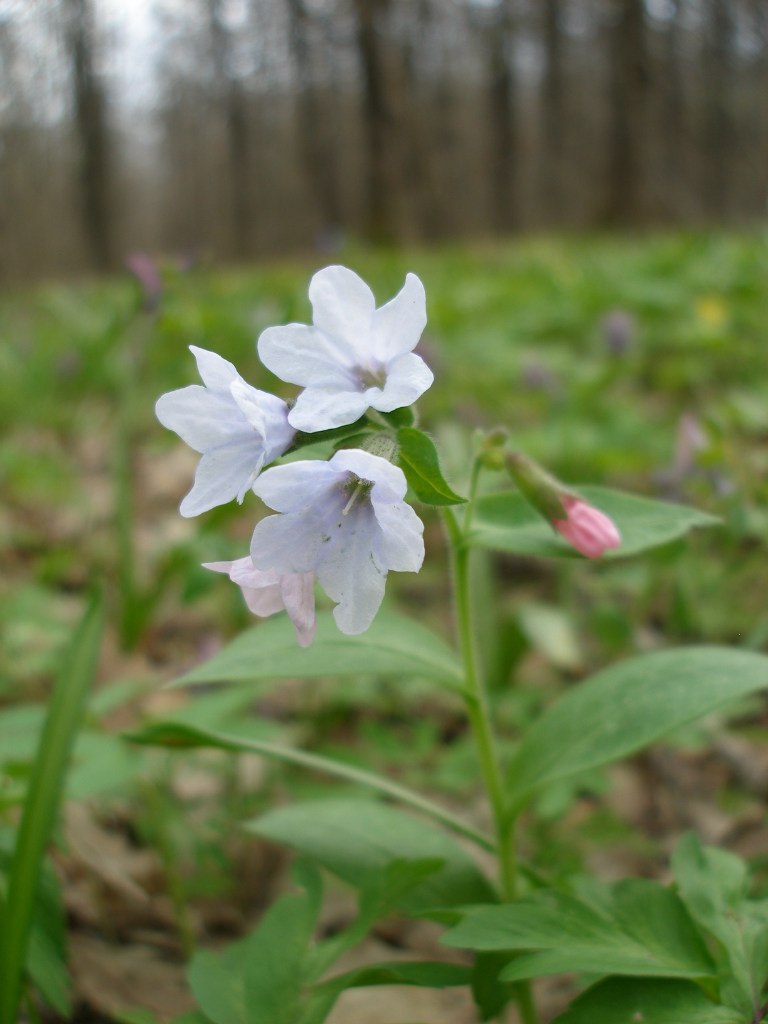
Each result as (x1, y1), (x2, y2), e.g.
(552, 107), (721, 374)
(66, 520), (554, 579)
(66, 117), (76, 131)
(552, 497), (621, 559)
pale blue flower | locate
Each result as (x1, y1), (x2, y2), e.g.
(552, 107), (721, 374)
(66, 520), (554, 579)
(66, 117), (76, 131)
(258, 266), (433, 432)
(250, 449), (424, 635)
(156, 346), (295, 516)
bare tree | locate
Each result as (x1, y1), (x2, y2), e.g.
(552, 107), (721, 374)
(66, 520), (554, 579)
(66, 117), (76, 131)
(701, 0), (735, 219)
(603, 0), (650, 223)
(285, 0), (343, 232)
(351, 0), (412, 241)
(485, 0), (518, 230)
(206, 0), (252, 257)
(63, 0), (113, 268)
(541, 0), (566, 219)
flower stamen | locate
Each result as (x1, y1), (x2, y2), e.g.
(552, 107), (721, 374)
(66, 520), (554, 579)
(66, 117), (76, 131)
(341, 477), (372, 516)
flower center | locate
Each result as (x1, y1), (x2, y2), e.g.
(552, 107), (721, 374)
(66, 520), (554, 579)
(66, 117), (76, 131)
(341, 475), (373, 516)
(355, 364), (387, 390)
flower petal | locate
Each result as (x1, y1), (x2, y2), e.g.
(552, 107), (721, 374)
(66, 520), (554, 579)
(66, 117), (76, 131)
(258, 324), (357, 388)
(371, 272), (427, 361)
(280, 573), (317, 647)
(180, 439), (264, 516)
(250, 509), (331, 573)
(155, 385), (243, 452)
(190, 345), (240, 392)
(252, 459), (340, 512)
(287, 387), (370, 432)
(372, 502), (425, 572)
(316, 503), (387, 635)
(308, 265), (376, 352)
(330, 449), (407, 504)
(372, 352), (434, 413)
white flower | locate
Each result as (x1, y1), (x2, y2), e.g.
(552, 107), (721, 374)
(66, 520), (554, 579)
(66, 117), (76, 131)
(257, 265), (433, 432)
(155, 346), (295, 517)
(250, 449), (424, 635)
(204, 557), (316, 647)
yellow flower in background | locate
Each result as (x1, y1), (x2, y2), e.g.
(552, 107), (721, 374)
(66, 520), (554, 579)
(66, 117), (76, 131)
(695, 295), (728, 328)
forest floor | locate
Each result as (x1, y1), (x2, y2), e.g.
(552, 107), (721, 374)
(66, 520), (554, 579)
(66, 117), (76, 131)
(3, 233), (768, 1022)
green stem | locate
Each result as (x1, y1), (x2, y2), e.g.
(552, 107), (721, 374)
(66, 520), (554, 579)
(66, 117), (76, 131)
(130, 723), (495, 853)
(444, 500), (537, 1024)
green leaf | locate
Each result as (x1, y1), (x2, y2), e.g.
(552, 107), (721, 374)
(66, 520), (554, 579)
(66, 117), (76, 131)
(170, 611), (463, 688)
(188, 886), (316, 1024)
(306, 859), (445, 982)
(24, 868), (71, 1015)
(471, 952), (516, 1022)
(0, 594), (103, 1024)
(552, 978), (742, 1024)
(469, 485), (718, 559)
(396, 427), (466, 506)
(443, 882), (715, 983)
(506, 646), (768, 809)
(380, 407), (415, 429)
(127, 722), (493, 851)
(672, 833), (767, 1017)
(289, 418), (370, 453)
(247, 798), (497, 912)
(302, 960), (471, 1024)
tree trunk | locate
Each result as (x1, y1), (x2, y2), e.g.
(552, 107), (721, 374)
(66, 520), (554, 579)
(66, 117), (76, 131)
(486, 0), (517, 232)
(206, 0), (251, 259)
(701, 0), (735, 220)
(541, 0), (565, 220)
(603, 0), (649, 224)
(285, 0), (343, 232)
(660, 0), (687, 216)
(351, 0), (411, 242)
(64, 0), (112, 269)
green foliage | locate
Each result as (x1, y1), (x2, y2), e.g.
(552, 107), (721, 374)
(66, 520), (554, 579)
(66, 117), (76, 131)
(0, 595), (103, 1024)
(505, 647), (768, 810)
(672, 833), (768, 1017)
(444, 836), (768, 1021)
(248, 798), (497, 912)
(443, 881), (715, 982)
(469, 486), (718, 559)
(396, 427), (466, 505)
(185, 861), (471, 1024)
(552, 978), (743, 1024)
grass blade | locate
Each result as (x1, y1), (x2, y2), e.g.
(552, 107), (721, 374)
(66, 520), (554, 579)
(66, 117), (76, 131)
(0, 594), (104, 1024)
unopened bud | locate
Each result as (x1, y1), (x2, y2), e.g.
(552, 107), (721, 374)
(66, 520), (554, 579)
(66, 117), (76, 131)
(552, 497), (621, 559)
(505, 452), (621, 559)
(361, 433), (399, 464)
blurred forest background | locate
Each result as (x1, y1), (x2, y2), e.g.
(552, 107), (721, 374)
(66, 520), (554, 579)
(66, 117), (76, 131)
(2, 0), (767, 284)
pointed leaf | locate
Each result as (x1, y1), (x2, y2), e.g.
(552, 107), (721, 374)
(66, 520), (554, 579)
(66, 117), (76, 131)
(553, 978), (742, 1024)
(0, 595), (103, 1024)
(247, 798), (497, 912)
(171, 612), (462, 687)
(443, 883), (715, 983)
(506, 647), (768, 809)
(187, 886), (317, 1024)
(396, 427), (466, 506)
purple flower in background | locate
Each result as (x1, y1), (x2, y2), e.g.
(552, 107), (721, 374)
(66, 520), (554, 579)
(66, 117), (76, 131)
(600, 308), (635, 356)
(126, 252), (162, 312)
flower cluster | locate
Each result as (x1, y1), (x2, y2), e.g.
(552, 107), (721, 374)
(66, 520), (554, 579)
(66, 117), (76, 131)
(156, 266), (431, 643)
